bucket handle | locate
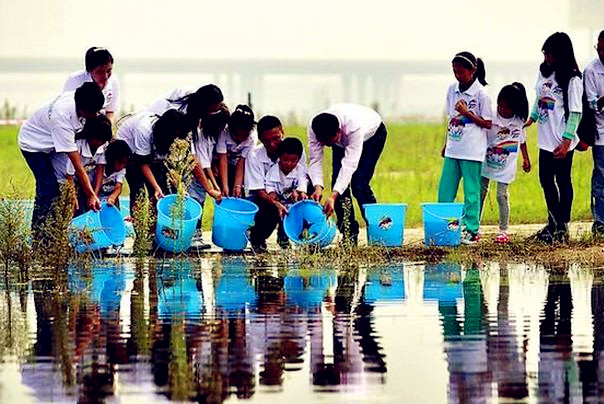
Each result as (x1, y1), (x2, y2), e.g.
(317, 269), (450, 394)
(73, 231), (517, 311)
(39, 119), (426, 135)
(424, 208), (466, 222)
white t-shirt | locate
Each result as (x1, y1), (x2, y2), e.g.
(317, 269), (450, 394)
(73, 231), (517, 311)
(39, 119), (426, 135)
(64, 138), (107, 181)
(481, 113), (526, 184)
(18, 92), (84, 154)
(308, 103), (382, 195)
(265, 163), (308, 199)
(100, 168), (126, 198)
(444, 80), (493, 162)
(534, 72), (582, 152)
(63, 70), (121, 114)
(245, 144), (307, 192)
(146, 87), (195, 115)
(192, 130), (218, 169)
(215, 127), (257, 165)
(115, 112), (156, 156)
(584, 58), (604, 145)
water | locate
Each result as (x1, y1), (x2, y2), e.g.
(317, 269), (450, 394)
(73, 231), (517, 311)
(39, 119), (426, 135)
(0, 258), (599, 403)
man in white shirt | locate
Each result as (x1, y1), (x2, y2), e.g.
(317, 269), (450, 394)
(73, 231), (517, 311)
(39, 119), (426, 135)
(18, 82), (104, 239)
(308, 104), (387, 244)
(587, 30), (604, 236)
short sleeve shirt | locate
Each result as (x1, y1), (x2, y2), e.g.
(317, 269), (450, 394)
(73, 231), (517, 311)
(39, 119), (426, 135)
(215, 128), (257, 165)
(63, 70), (121, 113)
(115, 112), (156, 156)
(481, 113), (526, 184)
(584, 58), (604, 145)
(264, 163), (308, 200)
(65, 138), (107, 182)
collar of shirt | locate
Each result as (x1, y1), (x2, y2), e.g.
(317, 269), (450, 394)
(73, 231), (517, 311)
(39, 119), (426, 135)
(455, 79), (482, 97)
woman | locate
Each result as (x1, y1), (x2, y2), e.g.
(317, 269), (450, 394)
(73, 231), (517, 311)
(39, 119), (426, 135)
(525, 32), (583, 244)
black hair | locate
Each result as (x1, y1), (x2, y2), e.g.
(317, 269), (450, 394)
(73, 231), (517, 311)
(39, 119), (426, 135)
(497, 82), (529, 121)
(540, 32), (582, 120)
(85, 47), (114, 72)
(599, 30), (604, 41)
(75, 114), (112, 142)
(152, 109), (189, 155)
(105, 139), (132, 170)
(228, 104), (256, 132)
(311, 113), (339, 142)
(74, 82), (105, 114)
(170, 84), (224, 121)
(452, 51), (488, 86)
(202, 103), (230, 141)
(257, 115), (283, 137)
(278, 137), (303, 158)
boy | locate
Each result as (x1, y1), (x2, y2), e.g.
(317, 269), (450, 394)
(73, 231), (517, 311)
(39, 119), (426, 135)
(18, 82), (104, 238)
(308, 104), (387, 244)
(246, 116), (307, 252)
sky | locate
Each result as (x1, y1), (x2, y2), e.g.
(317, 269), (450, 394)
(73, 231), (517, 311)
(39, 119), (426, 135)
(1, 0), (600, 63)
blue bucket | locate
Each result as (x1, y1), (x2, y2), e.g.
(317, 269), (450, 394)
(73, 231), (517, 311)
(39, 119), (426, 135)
(212, 197), (259, 251)
(364, 203), (407, 247)
(284, 200), (336, 248)
(70, 202), (126, 253)
(421, 202), (464, 246)
(155, 194), (202, 253)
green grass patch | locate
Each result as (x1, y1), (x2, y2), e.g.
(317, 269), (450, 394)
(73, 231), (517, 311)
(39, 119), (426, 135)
(1, 122), (594, 229)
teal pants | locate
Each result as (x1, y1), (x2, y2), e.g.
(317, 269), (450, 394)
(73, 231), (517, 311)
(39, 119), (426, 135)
(438, 157), (481, 234)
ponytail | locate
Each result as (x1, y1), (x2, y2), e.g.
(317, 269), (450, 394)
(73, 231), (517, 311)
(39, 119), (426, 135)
(475, 58), (488, 86)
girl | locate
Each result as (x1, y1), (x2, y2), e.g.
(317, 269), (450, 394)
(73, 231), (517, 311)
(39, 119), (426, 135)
(215, 104), (257, 198)
(438, 52), (493, 245)
(64, 115), (113, 214)
(525, 32), (583, 244)
(64, 47), (120, 124)
(479, 83), (531, 243)
(116, 109), (190, 212)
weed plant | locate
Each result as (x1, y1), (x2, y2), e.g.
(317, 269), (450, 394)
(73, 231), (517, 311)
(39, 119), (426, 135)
(132, 188), (155, 258)
(0, 185), (31, 275)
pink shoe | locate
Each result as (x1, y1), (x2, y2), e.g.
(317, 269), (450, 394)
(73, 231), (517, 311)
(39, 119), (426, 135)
(495, 232), (509, 244)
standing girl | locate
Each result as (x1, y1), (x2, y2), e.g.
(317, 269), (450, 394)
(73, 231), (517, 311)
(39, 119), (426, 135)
(480, 83), (531, 243)
(525, 32), (583, 244)
(438, 52), (493, 244)
(64, 47), (120, 124)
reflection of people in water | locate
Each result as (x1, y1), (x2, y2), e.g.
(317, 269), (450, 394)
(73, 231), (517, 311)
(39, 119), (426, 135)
(579, 274), (604, 399)
(538, 270), (578, 402)
(434, 262), (492, 402)
(486, 263), (528, 400)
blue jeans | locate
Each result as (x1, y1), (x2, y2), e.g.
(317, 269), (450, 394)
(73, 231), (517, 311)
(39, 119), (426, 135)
(592, 146), (604, 226)
(332, 123), (387, 240)
(21, 150), (60, 236)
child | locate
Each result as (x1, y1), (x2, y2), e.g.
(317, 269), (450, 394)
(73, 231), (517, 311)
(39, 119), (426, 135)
(525, 32), (583, 244)
(64, 47), (120, 124)
(438, 52), (493, 245)
(99, 139), (132, 207)
(308, 104), (387, 245)
(64, 115), (113, 214)
(479, 83), (531, 243)
(246, 116), (308, 252)
(18, 82), (104, 238)
(216, 104), (257, 197)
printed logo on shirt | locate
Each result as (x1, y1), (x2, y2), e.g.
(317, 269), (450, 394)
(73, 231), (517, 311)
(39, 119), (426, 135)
(448, 115), (473, 140)
(495, 126), (521, 141)
(537, 96), (556, 123)
(485, 141), (517, 170)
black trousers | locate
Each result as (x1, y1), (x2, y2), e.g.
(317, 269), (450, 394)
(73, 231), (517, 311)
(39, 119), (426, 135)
(539, 149), (574, 231)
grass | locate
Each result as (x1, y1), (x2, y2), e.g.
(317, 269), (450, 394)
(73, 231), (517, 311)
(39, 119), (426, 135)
(1, 122), (595, 229)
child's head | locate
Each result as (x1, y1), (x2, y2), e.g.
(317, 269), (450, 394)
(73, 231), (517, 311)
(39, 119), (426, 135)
(105, 139), (132, 172)
(257, 115), (284, 156)
(277, 137), (303, 175)
(541, 32), (578, 73)
(597, 30), (604, 64)
(497, 82), (529, 120)
(228, 105), (256, 143)
(182, 84), (224, 121)
(84, 47), (114, 89)
(76, 114), (112, 151)
(202, 102), (230, 140)
(152, 109), (189, 155)
(452, 52), (487, 86)
(74, 82), (105, 118)
(311, 113), (340, 146)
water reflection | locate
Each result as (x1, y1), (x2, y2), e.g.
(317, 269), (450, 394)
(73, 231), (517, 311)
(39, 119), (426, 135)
(5, 259), (604, 402)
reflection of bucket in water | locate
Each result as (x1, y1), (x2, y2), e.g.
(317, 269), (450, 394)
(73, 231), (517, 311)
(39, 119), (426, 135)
(284, 269), (336, 309)
(70, 202), (126, 253)
(421, 203), (464, 247)
(211, 198), (258, 251)
(283, 200), (336, 248)
(215, 256), (257, 312)
(423, 262), (463, 302)
(157, 260), (202, 319)
(155, 194), (202, 253)
(364, 203), (407, 247)
(364, 265), (405, 303)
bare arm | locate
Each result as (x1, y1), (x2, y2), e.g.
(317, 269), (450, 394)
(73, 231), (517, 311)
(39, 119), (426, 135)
(106, 183), (122, 206)
(455, 100), (492, 129)
(218, 153), (229, 196)
(232, 158), (245, 198)
(140, 163), (164, 200)
(93, 165), (105, 195)
(67, 151), (101, 210)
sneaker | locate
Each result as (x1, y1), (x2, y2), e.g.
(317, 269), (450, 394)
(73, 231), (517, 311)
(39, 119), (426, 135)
(593, 222), (604, 240)
(532, 226), (554, 245)
(495, 231), (509, 244)
(190, 230), (211, 250)
(461, 230), (480, 245)
(553, 226), (569, 244)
